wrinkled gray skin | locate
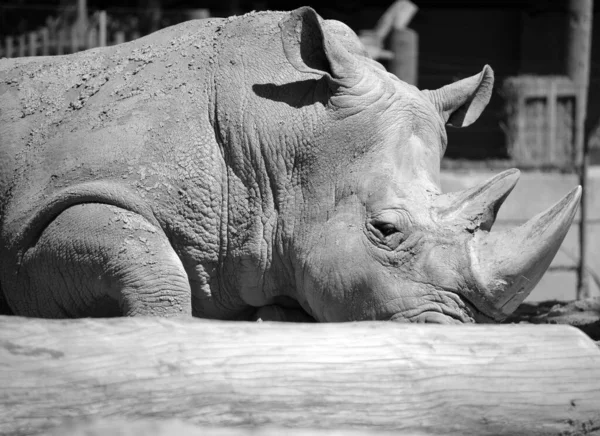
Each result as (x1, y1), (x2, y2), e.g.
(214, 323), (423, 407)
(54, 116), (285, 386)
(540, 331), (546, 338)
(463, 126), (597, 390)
(0, 8), (580, 323)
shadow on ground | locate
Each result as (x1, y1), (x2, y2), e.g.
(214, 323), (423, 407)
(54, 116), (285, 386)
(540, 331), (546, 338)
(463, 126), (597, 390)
(506, 297), (600, 345)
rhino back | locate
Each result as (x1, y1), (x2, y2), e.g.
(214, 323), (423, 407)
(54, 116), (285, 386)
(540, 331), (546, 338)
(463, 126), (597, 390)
(0, 18), (233, 248)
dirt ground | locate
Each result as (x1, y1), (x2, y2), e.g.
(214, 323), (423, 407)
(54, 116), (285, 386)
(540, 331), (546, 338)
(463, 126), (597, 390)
(507, 297), (600, 346)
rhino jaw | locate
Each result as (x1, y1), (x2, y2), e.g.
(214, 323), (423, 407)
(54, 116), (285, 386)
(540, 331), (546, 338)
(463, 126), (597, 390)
(467, 185), (582, 321)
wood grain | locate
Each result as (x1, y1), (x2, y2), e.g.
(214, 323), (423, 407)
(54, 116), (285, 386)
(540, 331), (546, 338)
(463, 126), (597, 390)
(46, 418), (415, 436)
(1, 316), (599, 436)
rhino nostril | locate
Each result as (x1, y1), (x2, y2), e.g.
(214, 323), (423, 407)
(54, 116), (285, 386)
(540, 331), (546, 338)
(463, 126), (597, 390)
(478, 219), (492, 232)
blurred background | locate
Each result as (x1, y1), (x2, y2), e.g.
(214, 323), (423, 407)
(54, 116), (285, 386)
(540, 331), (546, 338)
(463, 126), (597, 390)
(0, 0), (598, 303)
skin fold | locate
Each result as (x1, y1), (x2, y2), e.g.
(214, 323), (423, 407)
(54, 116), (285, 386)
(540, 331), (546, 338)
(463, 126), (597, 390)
(0, 8), (579, 323)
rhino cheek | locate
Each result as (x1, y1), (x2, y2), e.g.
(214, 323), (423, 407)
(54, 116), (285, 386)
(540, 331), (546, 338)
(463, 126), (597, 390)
(299, 227), (471, 322)
(362, 269), (477, 323)
(297, 216), (406, 322)
(419, 243), (470, 292)
(374, 243), (481, 323)
(298, 225), (367, 322)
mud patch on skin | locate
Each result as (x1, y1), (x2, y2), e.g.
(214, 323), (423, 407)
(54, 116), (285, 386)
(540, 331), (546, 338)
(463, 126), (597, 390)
(1, 340), (64, 359)
(111, 209), (158, 233)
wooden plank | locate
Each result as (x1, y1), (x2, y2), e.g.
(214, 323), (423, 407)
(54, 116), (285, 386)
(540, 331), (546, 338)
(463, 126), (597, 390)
(47, 418), (412, 436)
(509, 78), (576, 99)
(1, 316), (599, 436)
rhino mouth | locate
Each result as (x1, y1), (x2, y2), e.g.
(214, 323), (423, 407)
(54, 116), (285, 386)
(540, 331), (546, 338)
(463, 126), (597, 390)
(457, 294), (496, 323)
(384, 290), (494, 324)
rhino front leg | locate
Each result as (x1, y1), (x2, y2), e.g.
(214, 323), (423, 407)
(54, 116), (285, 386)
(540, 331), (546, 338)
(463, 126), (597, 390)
(7, 203), (191, 318)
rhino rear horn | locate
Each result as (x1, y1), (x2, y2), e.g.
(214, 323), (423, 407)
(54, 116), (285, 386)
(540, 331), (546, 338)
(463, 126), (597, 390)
(423, 65), (494, 128)
(279, 7), (361, 86)
(436, 169), (520, 231)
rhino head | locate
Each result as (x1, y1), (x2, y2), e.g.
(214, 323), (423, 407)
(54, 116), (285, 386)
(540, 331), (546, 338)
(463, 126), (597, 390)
(276, 8), (581, 323)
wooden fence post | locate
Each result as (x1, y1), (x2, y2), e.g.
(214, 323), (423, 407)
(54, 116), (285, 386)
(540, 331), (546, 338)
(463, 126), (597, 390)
(70, 25), (78, 53)
(57, 29), (66, 55)
(40, 28), (49, 56)
(5, 36), (14, 58)
(359, 0), (418, 83)
(18, 34), (25, 57)
(567, 0), (594, 300)
(114, 31), (125, 45)
(86, 27), (97, 49)
(390, 28), (418, 86)
(78, 0), (87, 25)
(28, 32), (37, 57)
(99, 11), (107, 47)
(389, 1), (418, 85)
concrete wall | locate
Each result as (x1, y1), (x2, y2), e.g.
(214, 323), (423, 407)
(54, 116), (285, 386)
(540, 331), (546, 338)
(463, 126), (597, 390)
(441, 166), (600, 302)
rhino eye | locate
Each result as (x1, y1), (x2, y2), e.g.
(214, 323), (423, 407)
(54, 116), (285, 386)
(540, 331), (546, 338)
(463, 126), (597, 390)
(373, 222), (398, 237)
(370, 220), (406, 249)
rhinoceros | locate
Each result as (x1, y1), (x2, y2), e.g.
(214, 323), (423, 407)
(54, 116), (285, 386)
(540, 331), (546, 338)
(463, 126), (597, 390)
(0, 7), (580, 323)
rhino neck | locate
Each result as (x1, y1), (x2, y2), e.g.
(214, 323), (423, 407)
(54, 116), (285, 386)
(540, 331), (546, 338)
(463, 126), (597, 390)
(210, 14), (329, 311)
(213, 91), (326, 311)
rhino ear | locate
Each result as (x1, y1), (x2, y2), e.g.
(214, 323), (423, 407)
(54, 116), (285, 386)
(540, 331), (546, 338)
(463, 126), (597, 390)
(279, 7), (359, 85)
(422, 65), (494, 128)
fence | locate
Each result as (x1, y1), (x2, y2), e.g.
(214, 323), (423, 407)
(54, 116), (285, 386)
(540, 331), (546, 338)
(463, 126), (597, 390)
(0, 8), (211, 59)
(1, 11), (109, 58)
(500, 76), (579, 171)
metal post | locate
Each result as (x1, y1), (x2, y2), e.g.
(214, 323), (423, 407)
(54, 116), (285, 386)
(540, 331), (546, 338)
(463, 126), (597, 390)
(566, 0), (593, 299)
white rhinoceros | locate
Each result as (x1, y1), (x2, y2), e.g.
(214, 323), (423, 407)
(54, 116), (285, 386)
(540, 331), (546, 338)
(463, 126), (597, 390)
(0, 7), (580, 323)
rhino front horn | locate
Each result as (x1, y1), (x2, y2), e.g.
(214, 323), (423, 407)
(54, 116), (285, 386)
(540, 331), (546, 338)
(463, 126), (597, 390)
(470, 186), (582, 320)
